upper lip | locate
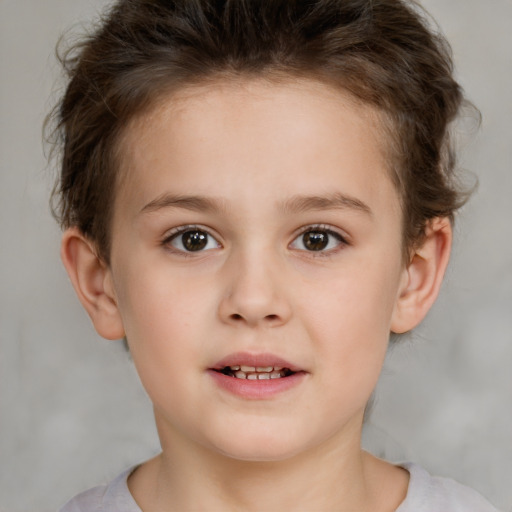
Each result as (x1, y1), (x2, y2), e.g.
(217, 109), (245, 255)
(211, 352), (304, 372)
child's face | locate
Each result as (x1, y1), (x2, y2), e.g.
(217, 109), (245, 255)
(106, 79), (408, 461)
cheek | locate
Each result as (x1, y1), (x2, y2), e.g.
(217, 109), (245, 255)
(306, 258), (400, 339)
(116, 260), (211, 332)
(303, 259), (402, 395)
(112, 264), (216, 382)
(114, 274), (212, 425)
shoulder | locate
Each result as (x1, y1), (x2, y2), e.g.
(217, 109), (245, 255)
(397, 462), (501, 512)
(59, 467), (141, 512)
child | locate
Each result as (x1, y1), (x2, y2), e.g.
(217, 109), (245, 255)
(51, 0), (499, 510)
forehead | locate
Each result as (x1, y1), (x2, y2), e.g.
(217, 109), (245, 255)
(115, 78), (399, 219)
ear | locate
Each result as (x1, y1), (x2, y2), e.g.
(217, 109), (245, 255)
(391, 217), (452, 334)
(61, 227), (125, 340)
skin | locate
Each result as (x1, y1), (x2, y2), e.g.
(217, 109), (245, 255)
(62, 78), (452, 511)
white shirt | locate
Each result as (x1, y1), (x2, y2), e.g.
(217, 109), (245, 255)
(60, 462), (501, 511)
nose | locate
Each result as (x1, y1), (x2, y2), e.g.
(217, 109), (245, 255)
(218, 250), (292, 328)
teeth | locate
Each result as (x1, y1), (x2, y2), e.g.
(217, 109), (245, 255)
(222, 365), (294, 380)
(231, 365), (282, 372)
(247, 373), (272, 380)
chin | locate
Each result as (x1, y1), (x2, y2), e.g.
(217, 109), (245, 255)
(207, 426), (312, 463)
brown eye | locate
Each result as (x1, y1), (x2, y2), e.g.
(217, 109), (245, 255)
(303, 231), (329, 251)
(290, 227), (345, 253)
(182, 230), (207, 251)
(168, 228), (219, 253)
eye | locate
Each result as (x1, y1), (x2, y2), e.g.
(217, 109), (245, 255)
(165, 227), (220, 253)
(290, 226), (346, 253)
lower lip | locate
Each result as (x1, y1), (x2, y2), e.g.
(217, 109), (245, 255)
(208, 370), (306, 400)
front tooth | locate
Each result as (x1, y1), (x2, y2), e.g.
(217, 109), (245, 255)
(247, 373), (258, 380)
(256, 366), (273, 372)
(270, 372), (282, 379)
(241, 365), (256, 372)
(258, 373), (270, 380)
(234, 371), (247, 379)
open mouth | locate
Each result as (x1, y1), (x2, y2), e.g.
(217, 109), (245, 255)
(215, 365), (296, 380)
(209, 356), (305, 398)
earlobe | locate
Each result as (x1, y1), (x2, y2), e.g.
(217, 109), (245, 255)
(61, 227), (125, 340)
(391, 217), (452, 334)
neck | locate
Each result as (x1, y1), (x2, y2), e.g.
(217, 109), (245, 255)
(128, 413), (408, 512)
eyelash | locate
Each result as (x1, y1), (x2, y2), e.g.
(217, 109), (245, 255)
(290, 224), (349, 257)
(162, 225), (221, 256)
(161, 224), (349, 256)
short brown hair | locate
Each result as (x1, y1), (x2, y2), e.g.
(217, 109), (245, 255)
(48, 0), (472, 263)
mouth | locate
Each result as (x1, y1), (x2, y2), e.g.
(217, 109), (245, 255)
(210, 352), (305, 380)
(209, 353), (306, 399)
(215, 365), (296, 380)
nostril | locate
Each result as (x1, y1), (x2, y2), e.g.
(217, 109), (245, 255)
(228, 313), (279, 322)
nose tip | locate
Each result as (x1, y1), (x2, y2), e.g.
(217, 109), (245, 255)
(221, 295), (290, 328)
(218, 258), (292, 328)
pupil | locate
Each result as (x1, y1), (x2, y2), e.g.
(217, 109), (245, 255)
(304, 231), (328, 251)
(183, 230), (207, 251)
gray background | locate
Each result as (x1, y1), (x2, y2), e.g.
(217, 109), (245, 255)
(1, 0), (511, 510)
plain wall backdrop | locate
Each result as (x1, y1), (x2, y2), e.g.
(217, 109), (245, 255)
(1, 0), (511, 510)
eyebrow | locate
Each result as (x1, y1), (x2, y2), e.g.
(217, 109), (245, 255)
(279, 192), (373, 217)
(140, 191), (372, 217)
(140, 194), (227, 215)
